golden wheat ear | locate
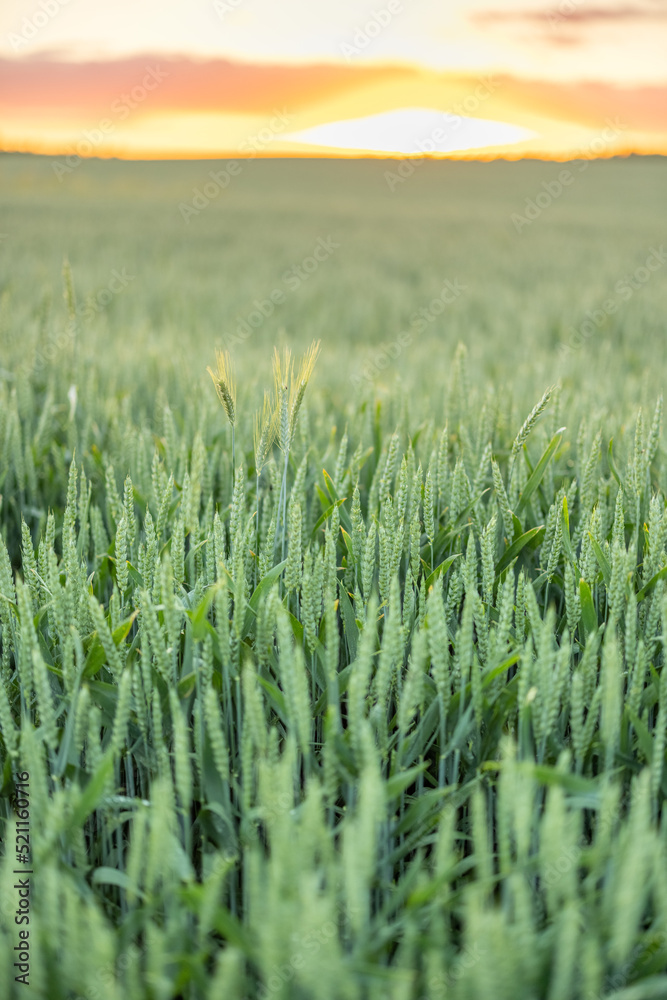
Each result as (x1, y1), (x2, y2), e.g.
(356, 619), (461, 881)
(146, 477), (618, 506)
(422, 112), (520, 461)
(271, 346), (293, 397)
(207, 350), (236, 427)
(289, 339), (321, 443)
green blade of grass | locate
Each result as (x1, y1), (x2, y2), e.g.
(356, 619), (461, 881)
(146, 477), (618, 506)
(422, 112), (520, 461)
(516, 427), (565, 516)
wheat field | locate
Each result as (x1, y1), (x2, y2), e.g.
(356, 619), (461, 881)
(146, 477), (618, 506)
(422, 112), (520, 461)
(1, 152), (667, 999)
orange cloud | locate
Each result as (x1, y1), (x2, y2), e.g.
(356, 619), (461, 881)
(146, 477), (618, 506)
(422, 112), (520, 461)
(491, 76), (667, 134)
(0, 54), (415, 120)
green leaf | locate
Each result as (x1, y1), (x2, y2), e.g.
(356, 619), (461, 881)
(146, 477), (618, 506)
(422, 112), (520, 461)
(212, 907), (256, 958)
(589, 534), (611, 588)
(177, 671), (197, 699)
(315, 483), (330, 514)
(126, 564), (144, 590)
(495, 526), (545, 577)
(483, 759), (603, 796)
(0, 591), (17, 613)
(185, 536), (209, 565)
(394, 787), (453, 838)
(242, 560), (287, 636)
(338, 583), (359, 660)
(424, 553), (461, 592)
(340, 527), (355, 566)
(579, 579), (598, 643)
(1, 756), (13, 798)
(528, 764), (602, 795)
(112, 611), (137, 645)
(560, 495), (577, 569)
(481, 651), (520, 688)
(406, 856), (477, 908)
(87, 680), (121, 720)
(322, 468), (339, 504)
(53, 685), (82, 777)
(82, 639), (106, 680)
(636, 565), (667, 603)
(626, 706), (654, 762)
(385, 762), (429, 802)
(186, 585), (217, 641)
(625, 705), (653, 763)
(287, 610), (305, 646)
(516, 427), (565, 516)
(311, 498), (346, 540)
(69, 751), (115, 829)
(199, 803), (237, 854)
(321, 468), (353, 535)
(607, 436), (623, 487)
(92, 867), (144, 897)
(257, 676), (288, 723)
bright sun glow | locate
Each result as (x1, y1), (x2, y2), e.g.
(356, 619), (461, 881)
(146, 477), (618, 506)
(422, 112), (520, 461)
(283, 107), (537, 155)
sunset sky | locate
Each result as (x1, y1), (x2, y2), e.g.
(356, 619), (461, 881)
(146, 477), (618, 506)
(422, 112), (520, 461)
(1, 0), (666, 159)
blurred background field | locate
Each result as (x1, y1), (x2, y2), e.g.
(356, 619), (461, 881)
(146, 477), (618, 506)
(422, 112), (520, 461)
(1, 152), (666, 417)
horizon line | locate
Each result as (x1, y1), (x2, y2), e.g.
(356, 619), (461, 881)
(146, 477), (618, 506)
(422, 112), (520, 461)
(3, 148), (666, 164)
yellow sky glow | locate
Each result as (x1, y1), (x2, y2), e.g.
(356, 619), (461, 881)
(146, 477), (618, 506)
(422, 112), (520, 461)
(1, 0), (666, 159)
